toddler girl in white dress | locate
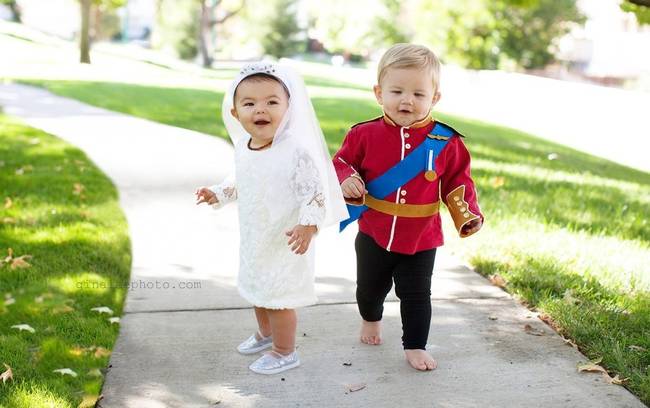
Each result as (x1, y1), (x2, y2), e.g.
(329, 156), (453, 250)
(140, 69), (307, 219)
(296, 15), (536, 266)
(195, 62), (347, 374)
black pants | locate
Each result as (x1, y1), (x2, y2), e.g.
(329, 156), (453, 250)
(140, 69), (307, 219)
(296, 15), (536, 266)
(355, 231), (436, 350)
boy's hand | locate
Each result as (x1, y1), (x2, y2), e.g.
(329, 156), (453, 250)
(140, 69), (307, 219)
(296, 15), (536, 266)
(285, 225), (318, 255)
(195, 187), (218, 205)
(460, 219), (482, 237)
(341, 176), (367, 199)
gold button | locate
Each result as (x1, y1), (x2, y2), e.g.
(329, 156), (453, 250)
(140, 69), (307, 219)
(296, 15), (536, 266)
(400, 190), (407, 196)
(453, 196), (460, 201)
(463, 213), (470, 218)
(405, 143), (411, 149)
(460, 207), (466, 212)
(456, 201), (462, 206)
(399, 198), (406, 204)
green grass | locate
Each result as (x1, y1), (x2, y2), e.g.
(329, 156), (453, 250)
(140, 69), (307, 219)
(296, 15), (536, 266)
(18, 79), (650, 405)
(0, 114), (131, 408)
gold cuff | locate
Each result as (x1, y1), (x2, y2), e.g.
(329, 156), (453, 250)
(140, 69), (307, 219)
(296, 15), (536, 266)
(446, 185), (480, 236)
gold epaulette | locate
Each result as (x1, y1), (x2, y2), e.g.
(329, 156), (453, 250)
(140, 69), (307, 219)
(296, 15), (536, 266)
(350, 116), (383, 129)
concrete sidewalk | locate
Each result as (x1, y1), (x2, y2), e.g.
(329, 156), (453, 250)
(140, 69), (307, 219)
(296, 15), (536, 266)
(1, 83), (644, 408)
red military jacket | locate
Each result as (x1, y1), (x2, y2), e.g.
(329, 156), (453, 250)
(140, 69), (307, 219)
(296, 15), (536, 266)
(333, 115), (484, 254)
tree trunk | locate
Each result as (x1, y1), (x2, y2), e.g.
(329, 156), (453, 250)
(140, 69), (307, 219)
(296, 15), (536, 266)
(198, 2), (213, 68)
(80, 0), (92, 64)
(629, 0), (650, 7)
(8, 1), (21, 22)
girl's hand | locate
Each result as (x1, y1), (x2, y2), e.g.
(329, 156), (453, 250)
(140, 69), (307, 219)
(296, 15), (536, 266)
(285, 225), (318, 255)
(341, 176), (366, 199)
(195, 187), (218, 205)
(460, 219), (482, 237)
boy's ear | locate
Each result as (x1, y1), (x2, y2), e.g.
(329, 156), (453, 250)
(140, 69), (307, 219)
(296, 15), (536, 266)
(230, 107), (239, 120)
(431, 90), (441, 107)
(373, 85), (383, 105)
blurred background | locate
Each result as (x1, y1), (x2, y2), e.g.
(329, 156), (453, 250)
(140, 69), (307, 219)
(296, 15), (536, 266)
(2, 0), (650, 90)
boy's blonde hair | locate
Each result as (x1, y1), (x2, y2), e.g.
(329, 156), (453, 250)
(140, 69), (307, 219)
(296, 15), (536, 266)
(377, 43), (441, 91)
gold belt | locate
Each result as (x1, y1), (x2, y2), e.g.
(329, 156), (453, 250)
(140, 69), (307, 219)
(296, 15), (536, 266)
(361, 194), (439, 218)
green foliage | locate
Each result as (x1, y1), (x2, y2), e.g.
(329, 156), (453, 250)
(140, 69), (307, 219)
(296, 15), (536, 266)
(493, 0), (585, 69)
(621, 1), (650, 25)
(261, 0), (304, 58)
(91, 0), (126, 7)
(153, 0), (199, 60)
(414, 0), (584, 70)
(366, 0), (410, 49)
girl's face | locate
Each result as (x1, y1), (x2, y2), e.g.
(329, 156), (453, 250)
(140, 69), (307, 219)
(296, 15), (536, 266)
(231, 78), (289, 144)
(373, 67), (440, 127)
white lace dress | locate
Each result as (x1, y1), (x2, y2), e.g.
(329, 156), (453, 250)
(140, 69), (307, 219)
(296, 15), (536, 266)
(209, 137), (326, 309)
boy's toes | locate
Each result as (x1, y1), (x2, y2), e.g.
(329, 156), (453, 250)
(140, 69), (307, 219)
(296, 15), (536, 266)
(425, 359), (437, 370)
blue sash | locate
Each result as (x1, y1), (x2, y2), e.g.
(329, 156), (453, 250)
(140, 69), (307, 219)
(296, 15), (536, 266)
(339, 122), (454, 231)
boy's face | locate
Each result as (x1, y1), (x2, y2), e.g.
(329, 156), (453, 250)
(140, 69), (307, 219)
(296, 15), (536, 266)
(231, 78), (289, 143)
(373, 67), (441, 127)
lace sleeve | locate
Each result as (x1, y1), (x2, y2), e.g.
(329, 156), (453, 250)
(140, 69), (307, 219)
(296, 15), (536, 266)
(208, 174), (237, 210)
(290, 150), (326, 227)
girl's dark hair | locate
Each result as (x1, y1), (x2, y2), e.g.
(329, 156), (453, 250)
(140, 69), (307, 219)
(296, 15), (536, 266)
(234, 73), (290, 100)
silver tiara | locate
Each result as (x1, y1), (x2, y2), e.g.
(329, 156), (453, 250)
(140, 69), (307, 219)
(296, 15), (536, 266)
(239, 62), (277, 76)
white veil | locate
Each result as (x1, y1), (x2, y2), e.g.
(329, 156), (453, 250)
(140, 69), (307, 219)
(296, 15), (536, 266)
(222, 61), (348, 228)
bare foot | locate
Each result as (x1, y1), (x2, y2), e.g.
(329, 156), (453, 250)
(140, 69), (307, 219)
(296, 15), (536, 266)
(405, 349), (437, 371)
(360, 320), (382, 345)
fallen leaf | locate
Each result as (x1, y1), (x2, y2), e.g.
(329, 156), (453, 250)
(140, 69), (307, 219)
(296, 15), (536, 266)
(345, 383), (366, 393)
(578, 359), (607, 374)
(108, 317), (120, 324)
(2, 217), (16, 224)
(90, 306), (113, 315)
(3, 248), (13, 264)
(52, 305), (75, 314)
(73, 183), (85, 196)
(29, 138), (40, 145)
(490, 176), (505, 188)
(629, 345), (647, 352)
(488, 315), (498, 320)
(87, 368), (103, 377)
(489, 274), (507, 288)
(3, 197), (12, 209)
(11, 255), (32, 269)
(607, 374), (629, 385)
(11, 324), (35, 333)
(69, 347), (86, 357)
(4, 297), (15, 306)
(547, 153), (559, 160)
(15, 168), (24, 176)
(1, 364), (13, 383)
(78, 394), (99, 408)
(93, 347), (111, 358)
(523, 324), (545, 336)
(53, 368), (77, 377)
(563, 289), (578, 304)
(562, 337), (578, 348)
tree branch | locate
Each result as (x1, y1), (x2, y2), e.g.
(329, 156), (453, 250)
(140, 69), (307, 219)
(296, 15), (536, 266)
(628, 0), (650, 7)
(208, 0), (246, 26)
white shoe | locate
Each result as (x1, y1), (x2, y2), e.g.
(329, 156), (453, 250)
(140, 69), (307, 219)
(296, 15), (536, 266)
(236, 332), (273, 355)
(249, 350), (300, 375)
